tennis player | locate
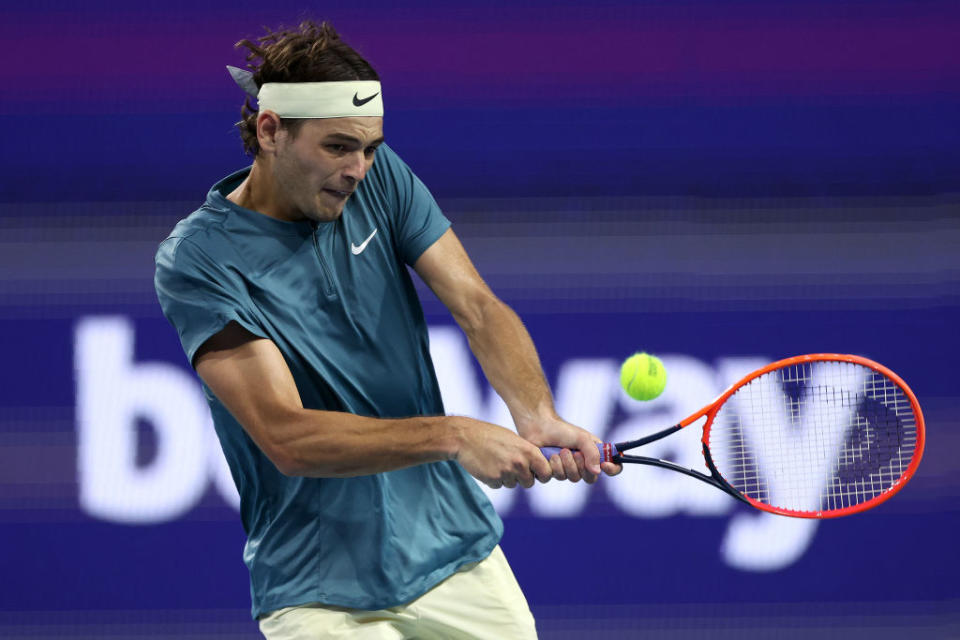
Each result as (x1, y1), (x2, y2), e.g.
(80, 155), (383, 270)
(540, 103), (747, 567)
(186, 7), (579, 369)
(154, 20), (620, 639)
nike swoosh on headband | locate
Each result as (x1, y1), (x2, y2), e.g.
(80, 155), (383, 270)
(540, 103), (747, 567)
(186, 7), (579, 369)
(353, 92), (380, 107)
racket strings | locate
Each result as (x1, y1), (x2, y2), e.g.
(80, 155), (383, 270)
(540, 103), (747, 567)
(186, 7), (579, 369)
(707, 361), (918, 514)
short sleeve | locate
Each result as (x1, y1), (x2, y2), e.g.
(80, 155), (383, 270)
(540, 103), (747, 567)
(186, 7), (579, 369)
(154, 236), (264, 367)
(372, 145), (451, 265)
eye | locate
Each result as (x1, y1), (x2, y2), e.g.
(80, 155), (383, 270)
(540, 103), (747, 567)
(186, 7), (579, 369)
(325, 144), (346, 153)
(364, 146), (379, 157)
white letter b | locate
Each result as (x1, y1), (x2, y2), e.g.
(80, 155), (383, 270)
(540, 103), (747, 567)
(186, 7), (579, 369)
(75, 316), (209, 523)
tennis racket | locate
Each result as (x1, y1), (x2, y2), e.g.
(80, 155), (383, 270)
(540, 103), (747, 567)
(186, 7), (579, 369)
(542, 354), (924, 518)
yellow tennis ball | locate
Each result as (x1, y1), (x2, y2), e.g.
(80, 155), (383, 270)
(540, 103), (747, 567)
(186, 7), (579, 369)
(620, 352), (667, 401)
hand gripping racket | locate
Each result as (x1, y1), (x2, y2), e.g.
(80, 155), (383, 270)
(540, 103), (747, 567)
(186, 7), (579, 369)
(542, 354), (925, 518)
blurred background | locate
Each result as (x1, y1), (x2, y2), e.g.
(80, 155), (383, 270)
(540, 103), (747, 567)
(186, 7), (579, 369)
(2, 0), (958, 637)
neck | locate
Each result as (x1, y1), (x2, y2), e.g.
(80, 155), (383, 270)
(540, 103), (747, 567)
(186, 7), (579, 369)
(226, 160), (301, 222)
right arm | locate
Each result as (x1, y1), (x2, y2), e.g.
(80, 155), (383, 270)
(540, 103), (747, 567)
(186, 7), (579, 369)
(194, 322), (552, 488)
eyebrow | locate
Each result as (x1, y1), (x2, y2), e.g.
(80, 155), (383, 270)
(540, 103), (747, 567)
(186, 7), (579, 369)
(323, 133), (385, 147)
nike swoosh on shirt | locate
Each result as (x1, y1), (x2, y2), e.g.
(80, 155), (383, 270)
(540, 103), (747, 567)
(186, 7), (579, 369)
(352, 92), (380, 107)
(351, 228), (378, 255)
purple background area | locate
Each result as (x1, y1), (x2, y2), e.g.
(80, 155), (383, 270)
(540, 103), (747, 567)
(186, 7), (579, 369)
(4, 0), (959, 201)
(1, 1), (958, 638)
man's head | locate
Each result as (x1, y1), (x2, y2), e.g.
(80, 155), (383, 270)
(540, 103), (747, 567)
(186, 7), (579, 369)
(235, 21), (380, 156)
(234, 21), (383, 222)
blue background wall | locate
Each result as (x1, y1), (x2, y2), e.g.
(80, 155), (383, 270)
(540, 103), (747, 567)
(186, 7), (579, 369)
(2, 1), (958, 637)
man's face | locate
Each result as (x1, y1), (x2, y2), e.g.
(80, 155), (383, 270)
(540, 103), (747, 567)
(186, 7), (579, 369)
(270, 116), (384, 222)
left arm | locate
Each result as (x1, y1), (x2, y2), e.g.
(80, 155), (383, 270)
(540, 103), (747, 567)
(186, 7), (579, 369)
(414, 228), (621, 481)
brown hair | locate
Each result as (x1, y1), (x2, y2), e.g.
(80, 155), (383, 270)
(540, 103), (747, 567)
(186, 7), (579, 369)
(234, 20), (380, 156)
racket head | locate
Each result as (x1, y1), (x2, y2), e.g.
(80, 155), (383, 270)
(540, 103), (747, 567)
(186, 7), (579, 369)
(701, 354), (925, 518)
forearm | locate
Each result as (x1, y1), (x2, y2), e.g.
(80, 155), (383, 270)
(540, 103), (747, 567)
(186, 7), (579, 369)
(457, 296), (558, 435)
(412, 230), (618, 479)
(262, 406), (553, 489)
(264, 408), (464, 477)
(193, 320), (552, 484)
(457, 299), (616, 479)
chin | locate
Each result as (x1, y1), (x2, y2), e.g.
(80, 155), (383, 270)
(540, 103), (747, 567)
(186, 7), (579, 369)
(304, 206), (344, 223)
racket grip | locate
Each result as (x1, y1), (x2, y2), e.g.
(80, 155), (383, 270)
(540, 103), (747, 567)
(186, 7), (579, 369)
(540, 443), (620, 463)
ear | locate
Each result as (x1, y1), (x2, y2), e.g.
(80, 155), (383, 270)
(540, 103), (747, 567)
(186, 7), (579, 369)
(257, 110), (283, 154)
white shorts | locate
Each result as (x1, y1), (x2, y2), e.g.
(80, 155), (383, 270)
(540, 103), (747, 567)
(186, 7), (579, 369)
(258, 545), (538, 640)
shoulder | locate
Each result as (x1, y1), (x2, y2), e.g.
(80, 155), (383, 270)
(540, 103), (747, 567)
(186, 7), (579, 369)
(156, 205), (229, 271)
(371, 142), (405, 173)
(162, 203), (230, 244)
(364, 143), (416, 193)
(157, 166), (251, 261)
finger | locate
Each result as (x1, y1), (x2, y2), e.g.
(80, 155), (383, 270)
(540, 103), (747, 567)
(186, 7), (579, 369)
(487, 479), (503, 489)
(574, 450), (600, 484)
(560, 449), (581, 482)
(519, 467), (536, 489)
(548, 453), (566, 481)
(502, 474), (517, 489)
(514, 458), (536, 489)
(532, 453), (553, 483)
(574, 452), (600, 484)
(577, 435), (602, 476)
(601, 461), (623, 477)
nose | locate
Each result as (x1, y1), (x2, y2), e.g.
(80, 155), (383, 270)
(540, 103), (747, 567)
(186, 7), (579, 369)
(342, 150), (370, 185)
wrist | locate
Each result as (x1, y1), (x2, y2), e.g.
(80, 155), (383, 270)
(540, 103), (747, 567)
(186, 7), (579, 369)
(443, 415), (469, 461)
(513, 402), (560, 438)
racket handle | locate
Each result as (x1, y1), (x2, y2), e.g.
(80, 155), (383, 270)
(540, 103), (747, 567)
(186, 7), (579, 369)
(540, 443), (620, 463)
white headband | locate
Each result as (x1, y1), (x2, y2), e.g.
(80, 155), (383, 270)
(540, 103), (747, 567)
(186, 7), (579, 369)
(226, 66), (383, 118)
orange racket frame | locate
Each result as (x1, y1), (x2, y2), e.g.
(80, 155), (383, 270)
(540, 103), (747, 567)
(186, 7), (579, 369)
(694, 353), (925, 518)
(545, 353), (925, 519)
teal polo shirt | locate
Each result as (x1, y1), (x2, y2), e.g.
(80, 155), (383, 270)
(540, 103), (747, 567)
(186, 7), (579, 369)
(154, 144), (502, 618)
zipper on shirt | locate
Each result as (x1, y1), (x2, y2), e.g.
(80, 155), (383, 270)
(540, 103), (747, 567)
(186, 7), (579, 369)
(311, 224), (337, 298)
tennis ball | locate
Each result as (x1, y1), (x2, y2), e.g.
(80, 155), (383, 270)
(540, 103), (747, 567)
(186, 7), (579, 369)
(620, 352), (667, 401)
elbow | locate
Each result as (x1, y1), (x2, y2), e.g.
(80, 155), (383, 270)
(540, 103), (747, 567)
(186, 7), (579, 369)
(247, 408), (361, 478)
(268, 447), (308, 477)
(268, 445), (350, 478)
(249, 409), (312, 477)
(263, 429), (322, 477)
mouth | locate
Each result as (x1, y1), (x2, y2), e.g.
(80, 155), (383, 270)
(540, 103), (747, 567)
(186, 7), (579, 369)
(322, 188), (352, 199)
